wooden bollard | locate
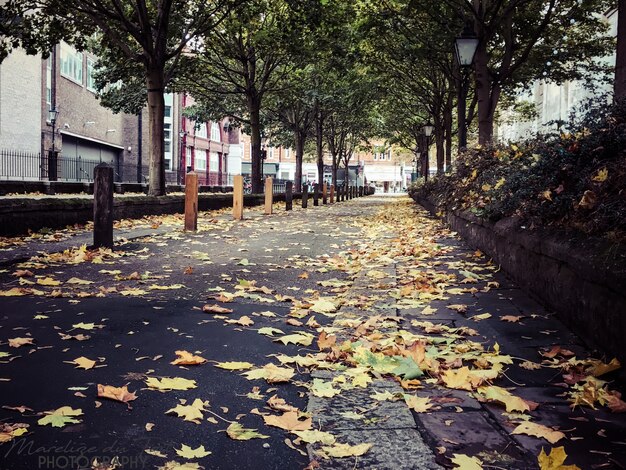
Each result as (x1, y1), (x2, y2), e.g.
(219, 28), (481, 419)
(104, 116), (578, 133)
(330, 184), (335, 203)
(264, 177), (273, 215)
(184, 172), (199, 231)
(302, 184), (309, 208)
(339, 187), (343, 202)
(359, 186), (363, 197)
(285, 181), (293, 211)
(313, 183), (319, 206)
(93, 163), (114, 248)
(350, 186), (354, 199)
(233, 175), (244, 220)
(322, 182), (328, 204)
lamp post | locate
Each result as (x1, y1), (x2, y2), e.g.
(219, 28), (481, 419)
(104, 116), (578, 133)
(179, 130), (188, 184)
(454, 21), (479, 151)
(48, 108), (59, 181)
(422, 123), (434, 181)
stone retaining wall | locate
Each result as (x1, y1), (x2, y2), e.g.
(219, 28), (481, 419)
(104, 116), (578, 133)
(414, 196), (626, 364)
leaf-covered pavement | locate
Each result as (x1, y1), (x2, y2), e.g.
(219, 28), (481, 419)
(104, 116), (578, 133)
(0, 195), (624, 470)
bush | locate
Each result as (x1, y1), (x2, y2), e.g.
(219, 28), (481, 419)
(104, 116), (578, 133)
(409, 99), (626, 238)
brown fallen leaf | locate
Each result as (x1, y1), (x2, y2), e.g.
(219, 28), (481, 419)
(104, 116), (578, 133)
(501, 315), (523, 323)
(267, 395), (299, 413)
(171, 350), (207, 366)
(97, 384), (138, 408)
(202, 304), (233, 314)
(2, 405), (33, 414)
(317, 331), (336, 351)
(512, 421), (564, 444)
(8, 337), (34, 348)
(263, 410), (312, 431)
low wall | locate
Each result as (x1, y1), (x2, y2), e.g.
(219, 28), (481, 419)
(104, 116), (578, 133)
(414, 195), (626, 364)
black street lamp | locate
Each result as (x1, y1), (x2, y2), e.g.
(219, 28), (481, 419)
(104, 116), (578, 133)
(48, 108), (59, 181)
(422, 123), (434, 181)
(455, 21), (479, 152)
(179, 130), (188, 184)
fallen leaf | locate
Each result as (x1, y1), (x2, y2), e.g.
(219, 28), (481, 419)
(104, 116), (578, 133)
(451, 454), (483, 469)
(37, 406), (83, 428)
(0, 423), (29, 443)
(225, 422), (269, 440)
(175, 444), (211, 459)
(167, 399), (208, 424)
(66, 277), (94, 285)
(512, 422), (565, 444)
(478, 386), (538, 413)
(242, 364), (295, 383)
(97, 384), (138, 407)
(292, 430), (336, 445)
(202, 304), (233, 314)
(145, 449), (168, 458)
(145, 377), (197, 392)
(275, 332), (314, 346)
(501, 315), (523, 323)
(214, 361), (254, 371)
(258, 327), (284, 337)
(309, 298), (337, 315)
(171, 350), (207, 366)
(8, 337), (34, 348)
(225, 316), (254, 327)
(267, 395), (299, 413)
(68, 356), (96, 370)
(404, 394), (434, 413)
(37, 277), (61, 286)
(319, 442), (372, 459)
(263, 410), (312, 431)
(537, 446), (580, 470)
(592, 168), (608, 183)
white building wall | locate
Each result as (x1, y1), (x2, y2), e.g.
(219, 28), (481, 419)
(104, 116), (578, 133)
(0, 48), (42, 152)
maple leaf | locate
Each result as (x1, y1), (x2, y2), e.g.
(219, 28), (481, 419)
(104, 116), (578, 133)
(501, 315), (523, 323)
(310, 379), (341, 398)
(202, 304), (233, 314)
(37, 406), (83, 428)
(263, 410), (312, 431)
(370, 391), (401, 402)
(292, 430), (336, 445)
(72, 322), (102, 330)
(242, 364), (295, 383)
(451, 454), (483, 469)
(274, 332), (314, 346)
(447, 304), (468, 314)
(214, 361), (254, 370)
(267, 395), (299, 413)
(520, 361), (542, 370)
(167, 399), (208, 424)
(392, 356), (423, 379)
(606, 391), (626, 413)
(175, 444), (211, 459)
(512, 422), (565, 444)
(67, 356), (96, 370)
(318, 442), (372, 459)
(317, 331), (336, 350)
(478, 386), (538, 413)
(589, 358), (621, 377)
(157, 461), (203, 470)
(58, 332), (90, 341)
(65, 277), (93, 285)
(592, 168), (608, 182)
(225, 316), (254, 327)
(225, 422), (269, 440)
(0, 423), (29, 443)
(12, 270), (34, 278)
(537, 447), (580, 470)
(97, 384), (138, 407)
(8, 337), (34, 348)
(258, 327), (284, 337)
(37, 277), (61, 286)
(404, 394), (434, 413)
(145, 377), (197, 392)
(441, 367), (474, 391)
(309, 298), (338, 315)
(145, 449), (168, 458)
(171, 350), (207, 366)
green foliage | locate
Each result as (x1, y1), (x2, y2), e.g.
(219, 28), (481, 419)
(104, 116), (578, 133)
(410, 99), (626, 238)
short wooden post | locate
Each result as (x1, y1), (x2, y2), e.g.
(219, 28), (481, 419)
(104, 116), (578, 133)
(302, 184), (309, 208)
(339, 187), (343, 202)
(184, 172), (199, 231)
(264, 177), (273, 215)
(285, 181), (293, 211)
(359, 186), (363, 197)
(93, 163), (114, 248)
(350, 186), (354, 199)
(330, 184), (335, 203)
(322, 182), (328, 204)
(313, 183), (319, 206)
(233, 175), (244, 220)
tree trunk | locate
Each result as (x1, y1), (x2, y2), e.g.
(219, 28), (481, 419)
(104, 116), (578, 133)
(331, 161), (338, 188)
(444, 103), (453, 171)
(474, 40), (495, 145)
(616, 0), (626, 100)
(249, 104), (262, 194)
(315, 106), (324, 187)
(146, 67), (166, 196)
(435, 127), (445, 175)
(294, 131), (304, 192)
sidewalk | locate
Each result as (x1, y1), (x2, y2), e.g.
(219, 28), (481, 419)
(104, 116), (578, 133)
(0, 195), (623, 470)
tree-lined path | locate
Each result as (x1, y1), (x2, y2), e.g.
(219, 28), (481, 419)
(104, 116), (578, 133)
(0, 196), (624, 470)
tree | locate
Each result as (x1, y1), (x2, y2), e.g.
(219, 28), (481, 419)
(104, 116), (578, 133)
(3, 0), (234, 196)
(442, 0), (615, 144)
(177, 0), (309, 194)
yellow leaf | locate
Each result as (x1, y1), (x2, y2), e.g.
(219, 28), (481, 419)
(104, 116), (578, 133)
(37, 277), (61, 286)
(292, 430), (336, 445)
(451, 454), (483, 469)
(175, 444), (211, 459)
(145, 377), (197, 392)
(310, 298), (338, 315)
(512, 422), (565, 444)
(541, 190), (552, 201)
(470, 313), (492, 321)
(241, 364), (295, 383)
(167, 399), (208, 424)
(274, 332), (314, 346)
(225, 422), (268, 440)
(404, 394), (434, 413)
(69, 356), (96, 370)
(481, 184), (492, 191)
(311, 378), (341, 398)
(592, 168), (608, 182)
(494, 177), (506, 189)
(441, 367), (473, 391)
(319, 442), (372, 459)
(145, 449), (167, 458)
(171, 350), (207, 366)
(537, 446), (581, 470)
(263, 410), (312, 431)
(37, 406), (83, 428)
(225, 315), (254, 327)
(120, 288), (148, 296)
(213, 361), (254, 371)
(65, 277), (93, 285)
(478, 386), (538, 413)
(158, 460), (203, 469)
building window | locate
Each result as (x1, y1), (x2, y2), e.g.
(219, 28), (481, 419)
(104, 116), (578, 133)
(86, 58), (96, 92)
(164, 93), (173, 170)
(186, 147), (193, 170)
(196, 122), (208, 139)
(210, 152), (219, 172)
(195, 148), (207, 170)
(60, 42), (83, 85)
(211, 122), (221, 142)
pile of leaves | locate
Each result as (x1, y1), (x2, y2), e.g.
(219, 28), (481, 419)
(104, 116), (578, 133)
(409, 99), (626, 238)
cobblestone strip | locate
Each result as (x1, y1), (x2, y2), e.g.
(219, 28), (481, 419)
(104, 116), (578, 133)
(306, 258), (441, 469)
